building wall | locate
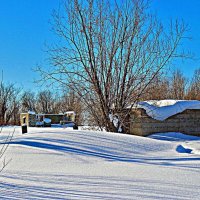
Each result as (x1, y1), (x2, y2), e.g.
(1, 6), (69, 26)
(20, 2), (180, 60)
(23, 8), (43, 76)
(20, 113), (29, 126)
(20, 113), (37, 127)
(20, 113), (77, 126)
(20, 113), (36, 127)
(130, 109), (200, 136)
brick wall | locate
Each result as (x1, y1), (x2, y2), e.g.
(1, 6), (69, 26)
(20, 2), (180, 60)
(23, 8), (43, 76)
(130, 109), (200, 136)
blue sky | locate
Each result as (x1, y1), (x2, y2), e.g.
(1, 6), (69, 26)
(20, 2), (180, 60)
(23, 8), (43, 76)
(152, 0), (200, 77)
(1, 0), (200, 90)
(0, 0), (60, 89)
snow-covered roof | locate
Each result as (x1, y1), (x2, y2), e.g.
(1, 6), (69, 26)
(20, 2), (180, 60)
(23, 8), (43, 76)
(21, 112), (75, 116)
(28, 111), (36, 115)
(64, 111), (75, 115)
(134, 100), (200, 121)
(35, 113), (64, 116)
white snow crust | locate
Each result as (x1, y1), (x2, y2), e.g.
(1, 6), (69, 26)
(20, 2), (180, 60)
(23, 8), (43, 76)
(137, 100), (200, 121)
(28, 111), (36, 114)
(0, 126), (200, 199)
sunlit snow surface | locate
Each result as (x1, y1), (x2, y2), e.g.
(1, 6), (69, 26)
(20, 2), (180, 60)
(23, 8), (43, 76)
(1, 126), (200, 199)
(134, 100), (200, 121)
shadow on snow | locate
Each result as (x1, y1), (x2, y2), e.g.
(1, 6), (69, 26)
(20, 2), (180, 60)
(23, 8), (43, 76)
(9, 140), (200, 167)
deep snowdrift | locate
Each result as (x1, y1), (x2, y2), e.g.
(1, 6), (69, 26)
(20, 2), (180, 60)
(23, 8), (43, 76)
(0, 127), (200, 199)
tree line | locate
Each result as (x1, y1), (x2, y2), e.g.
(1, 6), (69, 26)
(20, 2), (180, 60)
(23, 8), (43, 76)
(0, 68), (199, 126)
(0, 85), (82, 125)
(143, 68), (200, 101)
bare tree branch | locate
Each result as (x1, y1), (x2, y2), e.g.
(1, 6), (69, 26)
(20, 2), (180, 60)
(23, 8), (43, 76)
(36, 0), (190, 133)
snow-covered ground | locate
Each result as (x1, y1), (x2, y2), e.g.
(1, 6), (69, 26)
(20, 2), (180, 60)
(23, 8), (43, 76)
(1, 126), (200, 199)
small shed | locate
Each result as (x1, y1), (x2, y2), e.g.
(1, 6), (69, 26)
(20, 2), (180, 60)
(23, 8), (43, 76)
(20, 111), (76, 127)
(129, 100), (200, 136)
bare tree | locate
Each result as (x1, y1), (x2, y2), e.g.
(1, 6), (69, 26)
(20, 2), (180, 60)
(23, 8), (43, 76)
(57, 90), (83, 124)
(36, 90), (57, 114)
(186, 68), (200, 100)
(21, 91), (36, 112)
(0, 82), (21, 125)
(141, 72), (171, 100)
(169, 69), (187, 99)
(37, 0), (189, 133)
